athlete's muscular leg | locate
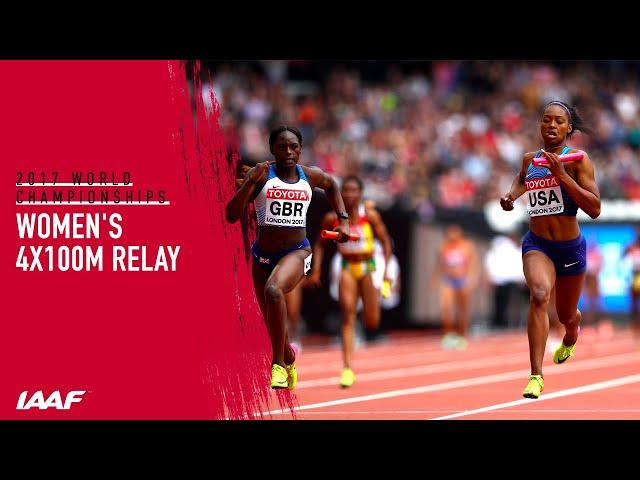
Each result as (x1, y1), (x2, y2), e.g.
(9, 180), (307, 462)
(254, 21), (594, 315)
(440, 283), (455, 336)
(360, 273), (381, 332)
(455, 287), (471, 338)
(339, 269), (359, 369)
(255, 249), (309, 367)
(555, 274), (586, 347)
(548, 286), (564, 339)
(253, 262), (296, 364)
(523, 251), (556, 376)
(285, 281), (304, 342)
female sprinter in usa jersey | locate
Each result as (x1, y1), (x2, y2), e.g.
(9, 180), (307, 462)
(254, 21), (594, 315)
(501, 101), (600, 399)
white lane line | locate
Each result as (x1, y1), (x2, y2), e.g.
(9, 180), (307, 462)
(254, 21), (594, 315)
(262, 351), (640, 416)
(431, 373), (640, 420)
(268, 408), (640, 416)
(298, 337), (633, 376)
(299, 340), (528, 374)
(297, 337), (635, 386)
(296, 333), (523, 359)
(297, 352), (525, 388)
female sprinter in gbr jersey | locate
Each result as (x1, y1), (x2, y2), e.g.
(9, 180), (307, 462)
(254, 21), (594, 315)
(226, 126), (350, 389)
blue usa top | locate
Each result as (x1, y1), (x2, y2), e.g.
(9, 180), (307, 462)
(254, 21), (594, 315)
(524, 145), (579, 217)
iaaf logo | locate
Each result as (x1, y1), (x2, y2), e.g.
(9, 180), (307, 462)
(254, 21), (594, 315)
(16, 390), (86, 410)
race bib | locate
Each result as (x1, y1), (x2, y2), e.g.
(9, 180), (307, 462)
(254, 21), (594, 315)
(339, 236), (366, 255)
(337, 223), (373, 255)
(525, 176), (564, 217)
(304, 253), (312, 275)
(264, 188), (309, 227)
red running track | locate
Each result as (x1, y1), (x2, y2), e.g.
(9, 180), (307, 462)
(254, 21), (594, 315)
(257, 327), (640, 420)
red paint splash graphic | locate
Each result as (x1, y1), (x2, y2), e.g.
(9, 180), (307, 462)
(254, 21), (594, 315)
(168, 61), (297, 419)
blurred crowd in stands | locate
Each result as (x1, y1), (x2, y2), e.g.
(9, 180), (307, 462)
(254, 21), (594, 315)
(203, 61), (640, 220)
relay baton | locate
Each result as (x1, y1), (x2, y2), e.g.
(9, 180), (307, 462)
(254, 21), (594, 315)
(532, 151), (584, 167)
(321, 230), (360, 241)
